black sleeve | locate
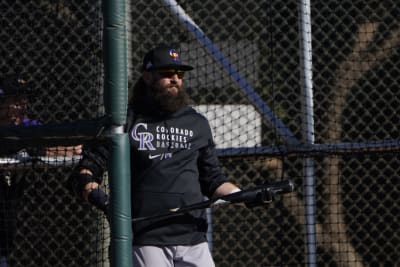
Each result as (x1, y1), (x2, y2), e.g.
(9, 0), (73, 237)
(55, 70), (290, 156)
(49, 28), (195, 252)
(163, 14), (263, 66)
(78, 143), (110, 179)
(69, 143), (110, 194)
(25, 147), (47, 157)
(198, 140), (229, 198)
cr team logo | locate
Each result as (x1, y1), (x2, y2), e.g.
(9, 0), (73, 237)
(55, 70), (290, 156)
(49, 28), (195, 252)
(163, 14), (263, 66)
(169, 49), (180, 62)
(131, 123), (155, 151)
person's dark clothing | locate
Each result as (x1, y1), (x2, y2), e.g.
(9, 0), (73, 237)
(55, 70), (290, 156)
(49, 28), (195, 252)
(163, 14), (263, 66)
(0, 118), (42, 258)
(76, 97), (228, 245)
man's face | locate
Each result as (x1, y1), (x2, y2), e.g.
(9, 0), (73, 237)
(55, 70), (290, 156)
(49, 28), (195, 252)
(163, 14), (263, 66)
(144, 69), (189, 113)
(0, 96), (28, 126)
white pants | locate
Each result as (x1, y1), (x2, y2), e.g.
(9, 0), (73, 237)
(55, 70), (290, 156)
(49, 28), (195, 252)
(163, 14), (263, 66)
(132, 242), (215, 267)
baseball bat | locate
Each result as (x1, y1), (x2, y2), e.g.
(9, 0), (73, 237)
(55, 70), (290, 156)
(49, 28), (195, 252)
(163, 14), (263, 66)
(132, 179), (294, 222)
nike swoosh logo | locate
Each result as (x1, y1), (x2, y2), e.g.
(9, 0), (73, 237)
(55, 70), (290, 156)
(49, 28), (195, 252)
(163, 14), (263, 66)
(149, 154), (161, 159)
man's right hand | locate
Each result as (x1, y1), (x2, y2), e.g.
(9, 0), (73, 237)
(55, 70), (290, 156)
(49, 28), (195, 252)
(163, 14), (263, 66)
(87, 187), (109, 215)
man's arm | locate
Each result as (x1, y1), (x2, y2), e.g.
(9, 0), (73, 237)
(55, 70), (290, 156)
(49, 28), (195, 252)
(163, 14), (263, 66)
(212, 182), (241, 198)
(70, 144), (110, 213)
(78, 169), (99, 201)
(76, 168), (109, 214)
(212, 180), (282, 208)
(211, 182), (245, 207)
(45, 145), (83, 157)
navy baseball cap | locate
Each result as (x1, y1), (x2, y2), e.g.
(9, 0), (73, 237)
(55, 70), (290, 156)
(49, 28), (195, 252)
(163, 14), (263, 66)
(142, 45), (194, 71)
(0, 74), (31, 97)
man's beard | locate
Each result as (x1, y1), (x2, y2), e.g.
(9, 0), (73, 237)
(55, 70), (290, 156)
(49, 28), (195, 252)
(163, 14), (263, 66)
(151, 85), (190, 113)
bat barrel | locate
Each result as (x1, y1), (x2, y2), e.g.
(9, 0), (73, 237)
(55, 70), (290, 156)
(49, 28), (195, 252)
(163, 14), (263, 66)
(269, 179), (295, 194)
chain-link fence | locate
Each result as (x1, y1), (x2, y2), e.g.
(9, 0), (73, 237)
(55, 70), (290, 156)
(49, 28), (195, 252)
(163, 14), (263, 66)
(1, 0), (399, 266)
(1, 1), (105, 266)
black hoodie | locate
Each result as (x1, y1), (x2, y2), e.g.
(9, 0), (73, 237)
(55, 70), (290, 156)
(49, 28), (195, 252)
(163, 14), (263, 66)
(79, 98), (228, 245)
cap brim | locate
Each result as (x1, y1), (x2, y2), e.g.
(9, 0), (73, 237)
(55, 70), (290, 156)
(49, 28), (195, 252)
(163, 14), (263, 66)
(152, 64), (194, 71)
(0, 88), (34, 97)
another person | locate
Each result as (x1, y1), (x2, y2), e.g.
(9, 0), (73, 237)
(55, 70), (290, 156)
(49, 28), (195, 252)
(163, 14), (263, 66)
(0, 74), (82, 267)
(73, 45), (261, 267)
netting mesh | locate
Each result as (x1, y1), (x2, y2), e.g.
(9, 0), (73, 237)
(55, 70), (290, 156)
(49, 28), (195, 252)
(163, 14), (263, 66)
(0, 0), (104, 122)
(0, 0), (399, 266)
(1, 1), (106, 267)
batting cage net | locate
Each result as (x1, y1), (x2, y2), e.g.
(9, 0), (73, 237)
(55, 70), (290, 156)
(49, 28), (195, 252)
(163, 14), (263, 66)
(1, 0), (399, 266)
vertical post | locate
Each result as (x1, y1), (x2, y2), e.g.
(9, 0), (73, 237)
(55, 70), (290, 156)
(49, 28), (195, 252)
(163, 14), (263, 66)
(109, 134), (132, 267)
(206, 208), (213, 253)
(299, 1), (317, 266)
(103, 0), (132, 266)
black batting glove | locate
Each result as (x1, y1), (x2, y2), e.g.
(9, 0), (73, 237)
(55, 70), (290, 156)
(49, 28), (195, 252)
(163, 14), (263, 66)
(244, 188), (274, 208)
(88, 188), (109, 216)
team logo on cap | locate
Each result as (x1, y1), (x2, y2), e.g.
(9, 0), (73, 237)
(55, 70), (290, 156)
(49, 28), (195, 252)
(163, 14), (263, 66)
(169, 49), (180, 62)
(146, 61), (153, 70)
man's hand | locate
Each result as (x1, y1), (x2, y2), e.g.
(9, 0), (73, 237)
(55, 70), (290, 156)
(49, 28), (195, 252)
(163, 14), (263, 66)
(87, 187), (109, 215)
(214, 180), (293, 208)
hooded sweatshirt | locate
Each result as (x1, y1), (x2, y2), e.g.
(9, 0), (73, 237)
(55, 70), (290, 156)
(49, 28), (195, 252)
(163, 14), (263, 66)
(78, 97), (228, 245)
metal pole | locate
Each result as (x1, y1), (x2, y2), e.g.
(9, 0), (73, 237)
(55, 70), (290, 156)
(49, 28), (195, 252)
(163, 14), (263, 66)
(299, 0), (317, 266)
(103, 0), (132, 266)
